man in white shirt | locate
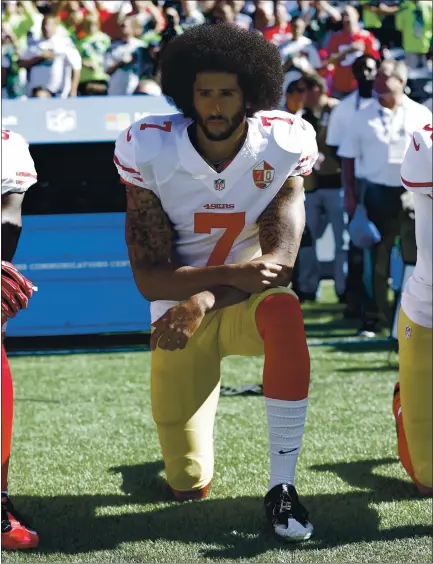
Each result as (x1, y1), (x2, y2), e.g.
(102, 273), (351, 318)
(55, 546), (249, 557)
(339, 59), (432, 336)
(104, 17), (146, 96)
(19, 14), (82, 98)
(280, 16), (322, 73)
(326, 54), (379, 318)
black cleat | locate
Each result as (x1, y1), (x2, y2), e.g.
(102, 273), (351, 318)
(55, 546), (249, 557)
(264, 483), (313, 541)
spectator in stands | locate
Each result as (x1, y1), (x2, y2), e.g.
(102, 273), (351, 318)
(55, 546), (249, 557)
(210, 1), (236, 24)
(327, 4), (379, 98)
(196, 0), (216, 23)
(1, 21), (24, 99)
(327, 53), (379, 319)
(229, 0), (253, 29)
(289, 0), (313, 23)
(179, 0), (206, 29)
(2, 0), (43, 51)
(260, 1), (291, 45)
(55, 0), (93, 41)
(280, 15), (322, 73)
(396, 0), (433, 69)
(280, 68), (308, 115)
(338, 59), (430, 337)
(19, 13), (82, 98)
(127, 0), (166, 35)
(253, 3), (274, 34)
(104, 16), (146, 96)
(360, 1), (401, 50)
(76, 12), (110, 96)
(297, 72), (345, 302)
(306, 1), (342, 49)
(212, 0), (253, 28)
(93, 0), (126, 40)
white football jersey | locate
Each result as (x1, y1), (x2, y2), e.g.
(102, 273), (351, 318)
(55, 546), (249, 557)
(114, 110), (318, 321)
(1, 129), (37, 196)
(400, 123), (433, 328)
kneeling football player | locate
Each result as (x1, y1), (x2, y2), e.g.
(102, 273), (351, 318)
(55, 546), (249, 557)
(394, 123), (432, 494)
(114, 24), (318, 541)
(2, 129), (39, 550)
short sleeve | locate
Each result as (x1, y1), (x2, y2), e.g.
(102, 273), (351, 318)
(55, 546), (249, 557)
(291, 119), (319, 177)
(66, 44), (82, 71)
(1, 130), (37, 195)
(400, 125), (433, 195)
(114, 126), (146, 189)
(337, 116), (362, 160)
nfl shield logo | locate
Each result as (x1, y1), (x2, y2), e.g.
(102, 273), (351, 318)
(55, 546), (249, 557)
(404, 325), (412, 339)
(214, 178), (225, 191)
(253, 161), (275, 189)
(46, 109), (77, 133)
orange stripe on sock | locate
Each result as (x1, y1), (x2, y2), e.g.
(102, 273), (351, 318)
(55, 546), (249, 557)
(256, 293), (310, 401)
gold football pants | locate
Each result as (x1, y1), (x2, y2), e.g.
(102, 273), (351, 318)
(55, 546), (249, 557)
(151, 287), (295, 492)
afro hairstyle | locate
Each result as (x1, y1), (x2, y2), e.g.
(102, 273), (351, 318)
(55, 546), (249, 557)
(160, 23), (284, 118)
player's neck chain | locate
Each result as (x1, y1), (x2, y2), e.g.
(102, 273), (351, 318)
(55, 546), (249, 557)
(190, 123), (249, 173)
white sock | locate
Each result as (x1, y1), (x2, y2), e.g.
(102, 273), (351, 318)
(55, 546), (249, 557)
(265, 396), (308, 491)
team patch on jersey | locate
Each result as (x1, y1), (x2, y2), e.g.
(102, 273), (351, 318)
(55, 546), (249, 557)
(214, 178), (225, 191)
(253, 161), (274, 189)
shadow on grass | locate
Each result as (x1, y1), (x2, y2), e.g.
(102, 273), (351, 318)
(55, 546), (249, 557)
(331, 339), (397, 354)
(11, 458), (430, 559)
(337, 364), (398, 373)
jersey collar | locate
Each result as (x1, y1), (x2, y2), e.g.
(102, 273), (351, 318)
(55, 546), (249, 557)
(175, 117), (265, 195)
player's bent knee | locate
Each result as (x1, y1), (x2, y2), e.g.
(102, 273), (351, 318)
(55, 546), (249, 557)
(256, 291), (303, 336)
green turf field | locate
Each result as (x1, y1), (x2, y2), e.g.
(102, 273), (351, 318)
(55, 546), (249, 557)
(3, 284), (432, 563)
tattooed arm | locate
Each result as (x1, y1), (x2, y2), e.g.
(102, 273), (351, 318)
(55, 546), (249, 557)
(2, 192), (25, 262)
(182, 176), (305, 314)
(125, 184), (242, 302)
(255, 174), (305, 284)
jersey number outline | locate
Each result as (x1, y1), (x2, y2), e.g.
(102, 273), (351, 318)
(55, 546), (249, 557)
(261, 116), (294, 127)
(194, 212), (246, 266)
(139, 121), (172, 132)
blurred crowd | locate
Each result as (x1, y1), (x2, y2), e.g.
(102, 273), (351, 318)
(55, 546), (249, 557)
(1, 0), (432, 99)
(2, 0), (433, 339)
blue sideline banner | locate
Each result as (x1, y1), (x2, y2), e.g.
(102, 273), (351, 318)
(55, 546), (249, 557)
(7, 213), (151, 337)
(2, 95), (176, 144)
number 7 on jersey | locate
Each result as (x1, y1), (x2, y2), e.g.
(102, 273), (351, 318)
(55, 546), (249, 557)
(194, 212), (246, 266)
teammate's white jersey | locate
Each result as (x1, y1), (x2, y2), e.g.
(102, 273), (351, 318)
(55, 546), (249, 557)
(1, 129), (37, 196)
(114, 110), (318, 321)
(400, 123), (433, 328)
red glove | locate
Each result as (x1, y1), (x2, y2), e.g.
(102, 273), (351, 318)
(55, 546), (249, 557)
(1, 261), (35, 320)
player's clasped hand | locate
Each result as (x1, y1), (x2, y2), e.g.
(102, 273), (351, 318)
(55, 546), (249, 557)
(150, 296), (206, 351)
(227, 261), (290, 294)
(1, 261), (35, 323)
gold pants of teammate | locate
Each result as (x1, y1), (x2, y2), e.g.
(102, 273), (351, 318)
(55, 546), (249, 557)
(151, 287), (294, 493)
(398, 307), (433, 489)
